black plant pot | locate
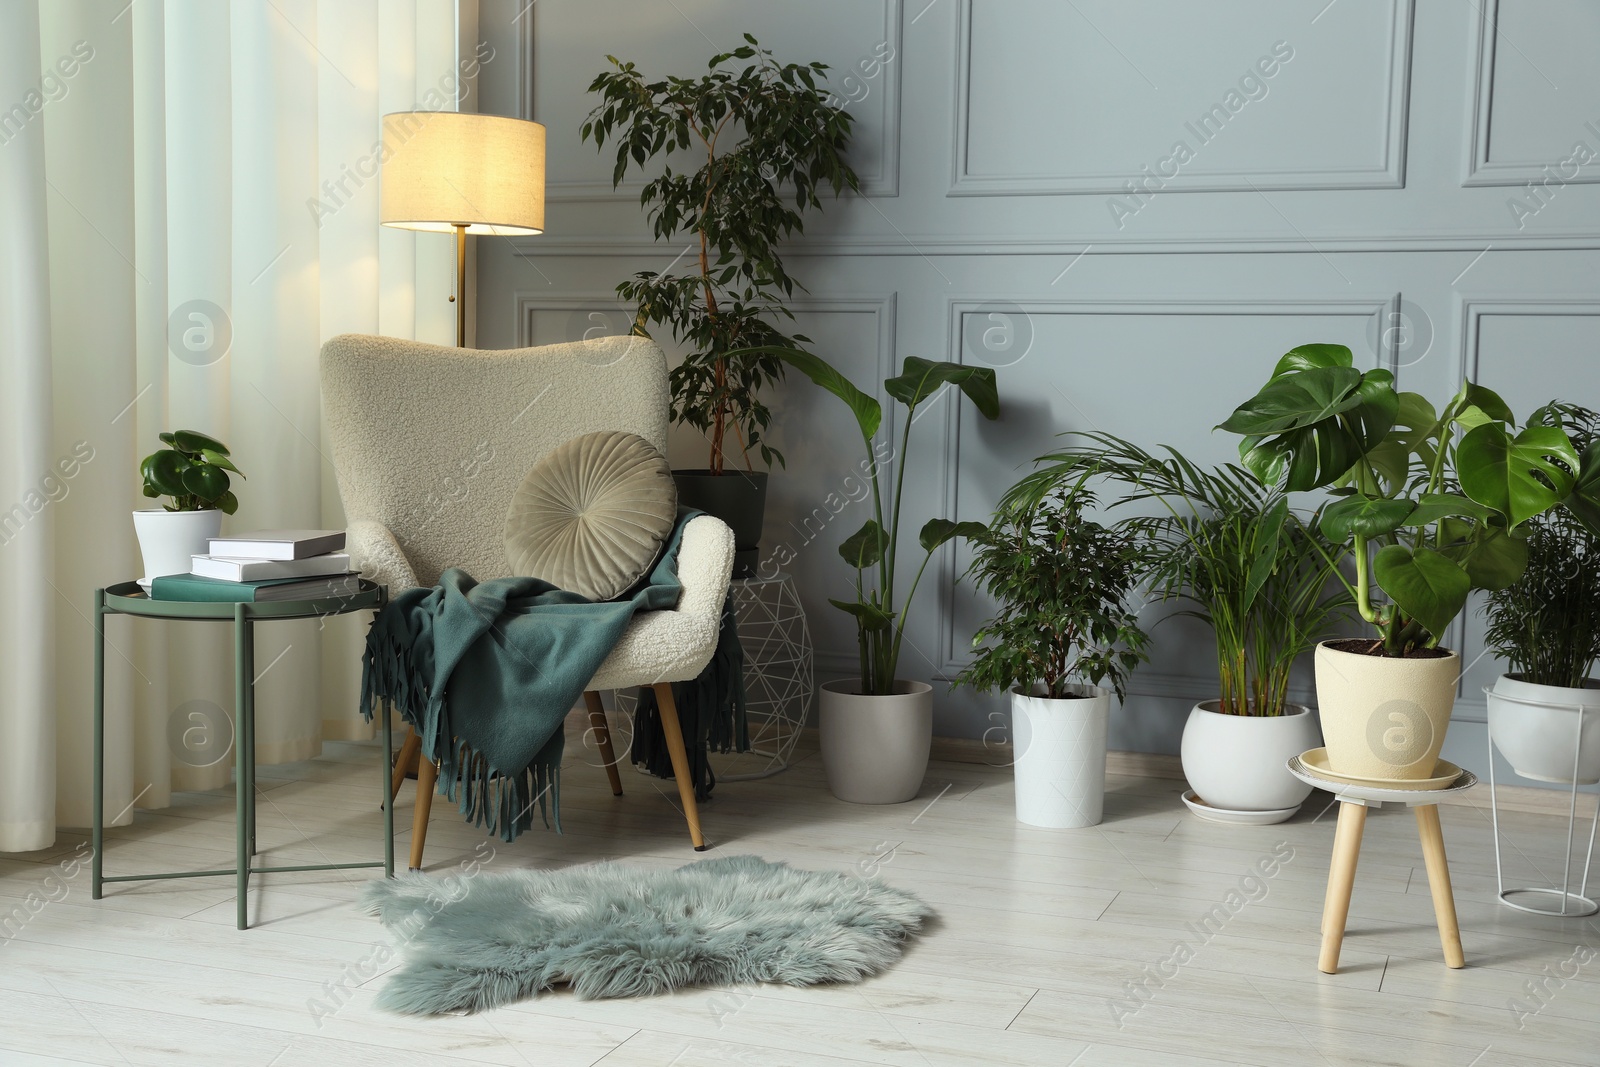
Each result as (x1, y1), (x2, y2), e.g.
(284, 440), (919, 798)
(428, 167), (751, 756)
(673, 469), (768, 579)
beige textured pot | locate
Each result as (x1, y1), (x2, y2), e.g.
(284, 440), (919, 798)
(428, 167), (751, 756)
(818, 679), (932, 804)
(1314, 641), (1459, 781)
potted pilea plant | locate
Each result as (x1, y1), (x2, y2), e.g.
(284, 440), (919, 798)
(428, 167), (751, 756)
(1017, 434), (1349, 822)
(1484, 402), (1600, 785)
(584, 35), (859, 576)
(1220, 345), (1596, 783)
(134, 429), (243, 583)
(956, 475), (1148, 828)
(762, 349), (998, 803)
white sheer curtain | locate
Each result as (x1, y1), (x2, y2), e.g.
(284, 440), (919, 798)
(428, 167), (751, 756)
(0, 0), (464, 853)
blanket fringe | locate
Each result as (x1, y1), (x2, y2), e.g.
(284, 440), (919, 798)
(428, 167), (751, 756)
(630, 594), (750, 801)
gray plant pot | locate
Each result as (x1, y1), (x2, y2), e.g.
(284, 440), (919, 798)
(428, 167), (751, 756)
(818, 679), (932, 804)
(672, 469), (768, 579)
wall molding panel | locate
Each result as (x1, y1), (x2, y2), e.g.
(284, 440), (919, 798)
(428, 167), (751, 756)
(527, 0), (904, 201)
(948, 0), (1414, 197)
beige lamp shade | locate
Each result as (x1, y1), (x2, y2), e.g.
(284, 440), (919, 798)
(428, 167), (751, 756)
(379, 112), (545, 236)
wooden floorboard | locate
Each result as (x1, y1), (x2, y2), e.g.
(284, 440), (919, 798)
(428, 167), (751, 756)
(2, 736), (1597, 1066)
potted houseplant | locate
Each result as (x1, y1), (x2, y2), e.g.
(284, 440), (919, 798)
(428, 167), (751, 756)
(763, 349), (998, 803)
(956, 475), (1148, 828)
(1483, 402), (1600, 785)
(133, 429), (243, 583)
(584, 36), (859, 576)
(1021, 434), (1348, 821)
(1219, 345), (1593, 783)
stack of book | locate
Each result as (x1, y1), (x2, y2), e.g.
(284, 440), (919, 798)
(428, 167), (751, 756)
(149, 530), (362, 602)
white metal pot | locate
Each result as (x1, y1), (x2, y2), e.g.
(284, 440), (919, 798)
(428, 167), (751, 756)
(1011, 684), (1109, 828)
(1486, 674), (1600, 785)
(1314, 641), (1459, 781)
(1180, 702), (1321, 818)
(132, 508), (221, 583)
(818, 679), (933, 804)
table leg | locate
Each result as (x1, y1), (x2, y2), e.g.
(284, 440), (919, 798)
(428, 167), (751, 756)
(234, 604), (250, 931)
(1415, 804), (1465, 968)
(381, 699), (394, 877)
(1319, 800), (1367, 974)
(243, 621), (256, 858)
(92, 589), (105, 900)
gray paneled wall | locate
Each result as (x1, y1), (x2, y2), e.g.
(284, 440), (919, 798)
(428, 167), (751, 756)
(472, 0), (1600, 783)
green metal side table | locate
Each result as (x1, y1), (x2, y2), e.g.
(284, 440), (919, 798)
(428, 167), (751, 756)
(91, 579), (392, 929)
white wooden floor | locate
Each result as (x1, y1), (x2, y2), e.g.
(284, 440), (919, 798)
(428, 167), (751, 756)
(4, 729), (1599, 1067)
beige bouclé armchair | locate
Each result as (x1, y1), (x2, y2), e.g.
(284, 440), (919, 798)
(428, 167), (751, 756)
(320, 332), (735, 866)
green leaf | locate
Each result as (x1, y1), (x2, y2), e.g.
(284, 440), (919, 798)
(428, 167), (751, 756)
(1457, 423), (1578, 527)
(762, 347), (881, 442)
(1219, 365), (1364, 436)
(828, 598), (893, 631)
(170, 429), (228, 456)
(1242, 497), (1289, 609)
(838, 519), (889, 569)
(1374, 544), (1472, 640)
(1564, 438), (1600, 535)
(215, 490), (240, 516)
(180, 464), (228, 502)
(1270, 343), (1354, 376)
(140, 449), (189, 497)
(1320, 494), (1412, 543)
(884, 356), (1000, 419)
(200, 449), (243, 476)
(157, 432), (176, 446)
(919, 518), (987, 553)
(1451, 527), (1528, 591)
(1400, 492), (1494, 529)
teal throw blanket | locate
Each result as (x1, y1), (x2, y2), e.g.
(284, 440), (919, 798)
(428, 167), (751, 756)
(360, 513), (747, 841)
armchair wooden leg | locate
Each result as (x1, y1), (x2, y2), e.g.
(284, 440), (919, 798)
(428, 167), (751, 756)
(390, 729), (421, 802)
(584, 691), (624, 797)
(651, 683), (708, 851)
(408, 756), (438, 871)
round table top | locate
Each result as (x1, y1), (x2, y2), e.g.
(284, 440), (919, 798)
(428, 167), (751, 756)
(101, 579), (385, 621)
(1287, 754), (1478, 805)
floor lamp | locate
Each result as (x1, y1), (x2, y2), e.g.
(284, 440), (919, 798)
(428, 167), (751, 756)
(379, 111), (546, 347)
(377, 111), (544, 788)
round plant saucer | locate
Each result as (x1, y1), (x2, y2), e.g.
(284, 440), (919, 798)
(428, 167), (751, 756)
(1299, 747), (1464, 791)
(1180, 789), (1302, 825)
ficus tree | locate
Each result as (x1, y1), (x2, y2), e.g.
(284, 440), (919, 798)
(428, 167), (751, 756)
(583, 35), (859, 474)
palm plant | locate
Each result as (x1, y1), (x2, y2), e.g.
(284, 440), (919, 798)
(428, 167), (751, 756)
(1005, 432), (1352, 716)
(1484, 402), (1600, 688)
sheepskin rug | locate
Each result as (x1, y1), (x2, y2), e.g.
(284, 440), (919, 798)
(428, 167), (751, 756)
(359, 854), (934, 1014)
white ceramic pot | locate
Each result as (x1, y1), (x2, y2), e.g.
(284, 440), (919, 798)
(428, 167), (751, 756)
(1180, 702), (1321, 819)
(1314, 641), (1459, 781)
(1011, 684), (1109, 828)
(132, 508), (222, 583)
(818, 679), (932, 804)
(1487, 674), (1600, 785)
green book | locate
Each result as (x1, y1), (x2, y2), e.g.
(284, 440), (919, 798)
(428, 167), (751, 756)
(149, 572), (363, 603)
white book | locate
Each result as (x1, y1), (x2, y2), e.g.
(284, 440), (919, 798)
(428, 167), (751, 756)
(191, 552), (353, 582)
(208, 529), (345, 560)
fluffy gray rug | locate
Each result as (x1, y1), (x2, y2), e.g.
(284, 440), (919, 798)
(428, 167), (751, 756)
(359, 854), (934, 1014)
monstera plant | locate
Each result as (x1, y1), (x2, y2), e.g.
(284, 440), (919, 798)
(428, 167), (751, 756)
(1220, 345), (1590, 655)
(1218, 344), (1599, 783)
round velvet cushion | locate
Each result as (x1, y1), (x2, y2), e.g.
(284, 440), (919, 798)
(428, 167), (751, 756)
(503, 431), (677, 601)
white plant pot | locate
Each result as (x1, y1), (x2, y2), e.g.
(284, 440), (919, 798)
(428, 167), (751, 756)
(1314, 641), (1459, 781)
(818, 679), (932, 804)
(1180, 702), (1321, 819)
(132, 508), (222, 583)
(1011, 684), (1109, 828)
(1487, 673), (1600, 785)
